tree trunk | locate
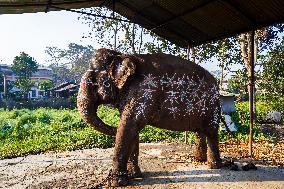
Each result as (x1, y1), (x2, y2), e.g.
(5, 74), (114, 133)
(220, 63), (224, 90)
(253, 33), (258, 117)
(131, 23), (136, 54)
(114, 24), (118, 50)
(241, 32), (257, 118)
(3, 74), (7, 98)
(138, 28), (143, 54)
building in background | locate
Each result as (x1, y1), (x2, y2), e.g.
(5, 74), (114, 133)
(0, 64), (53, 99)
(49, 82), (79, 98)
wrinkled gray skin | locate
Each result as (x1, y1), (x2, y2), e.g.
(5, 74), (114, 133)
(77, 48), (222, 187)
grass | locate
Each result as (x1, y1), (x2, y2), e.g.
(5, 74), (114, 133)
(0, 101), (274, 159)
(0, 106), (194, 159)
(0, 108), (114, 158)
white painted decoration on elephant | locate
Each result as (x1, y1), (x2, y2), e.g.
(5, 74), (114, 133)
(135, 73), (220, 124)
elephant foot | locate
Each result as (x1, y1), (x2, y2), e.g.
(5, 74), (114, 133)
(127, 164), (143, 178)
(128, 168), (142, 179)
(108, 171), (129, 187)
(207, 160), (222, 169)
(194, 154), (207, 162)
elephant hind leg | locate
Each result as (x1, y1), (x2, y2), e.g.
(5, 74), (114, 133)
(206, 130), (222, 169)
(194, 132), (207, 162)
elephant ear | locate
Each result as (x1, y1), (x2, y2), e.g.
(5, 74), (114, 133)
(110, 56), (136, 89)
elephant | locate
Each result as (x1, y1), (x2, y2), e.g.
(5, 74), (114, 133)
(77, 48), (222, 187)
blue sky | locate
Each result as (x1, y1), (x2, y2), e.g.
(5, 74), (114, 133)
(0, 10), (91, 66)
(0, 10), (218, 72)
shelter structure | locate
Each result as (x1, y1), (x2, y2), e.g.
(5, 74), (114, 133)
(1, 0), (284, 156)
(1, 0), (284, 47)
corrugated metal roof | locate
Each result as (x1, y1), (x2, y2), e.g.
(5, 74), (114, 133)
(0, 0), (284, 47)
(50, 81), (73, 91)
(0, 0), (100, 14)
(54, 83), (78, 92)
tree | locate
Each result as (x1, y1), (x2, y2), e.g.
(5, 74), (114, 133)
(12, 52), (38, 98)
(38, 80), (53, 92)
(227, 69), (249, 100)
(195, 25), (284, 93)
(78, 7), (187, 57)
(45, 43), (94, 85)
(259, 38), (284, 101)
(79, 7), (144, 54)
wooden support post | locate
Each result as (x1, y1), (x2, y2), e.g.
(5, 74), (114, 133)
(249, 31), (255, 157)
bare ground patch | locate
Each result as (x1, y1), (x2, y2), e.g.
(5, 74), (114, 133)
(1, 142), (284, 189)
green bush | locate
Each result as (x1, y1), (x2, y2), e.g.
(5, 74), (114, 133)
(235, 101), (281, 125)
(222, 101), (274, 142)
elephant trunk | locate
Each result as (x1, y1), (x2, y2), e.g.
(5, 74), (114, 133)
(77, 71), (117, 136)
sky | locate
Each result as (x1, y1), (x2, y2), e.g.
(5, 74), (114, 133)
(0, 10), (91, 66)
(0, 10), (218, 72)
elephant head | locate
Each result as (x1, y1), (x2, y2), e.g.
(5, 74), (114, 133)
(90, 48), (136, 101)
(77, 48), (137, 136)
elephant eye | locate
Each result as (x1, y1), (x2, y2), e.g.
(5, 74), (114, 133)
(101, 77), (110, 88)
(103, 81), (110, 88)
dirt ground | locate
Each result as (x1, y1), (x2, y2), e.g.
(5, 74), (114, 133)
(1, 142), (284, 189)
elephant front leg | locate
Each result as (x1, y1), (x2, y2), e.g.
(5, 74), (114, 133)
(127, 135), (142, 178)
(110, 111), (143, 187)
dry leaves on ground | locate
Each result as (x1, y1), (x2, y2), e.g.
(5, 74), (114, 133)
(220, 141), (284, 167)
(171, 140), (284, 168)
